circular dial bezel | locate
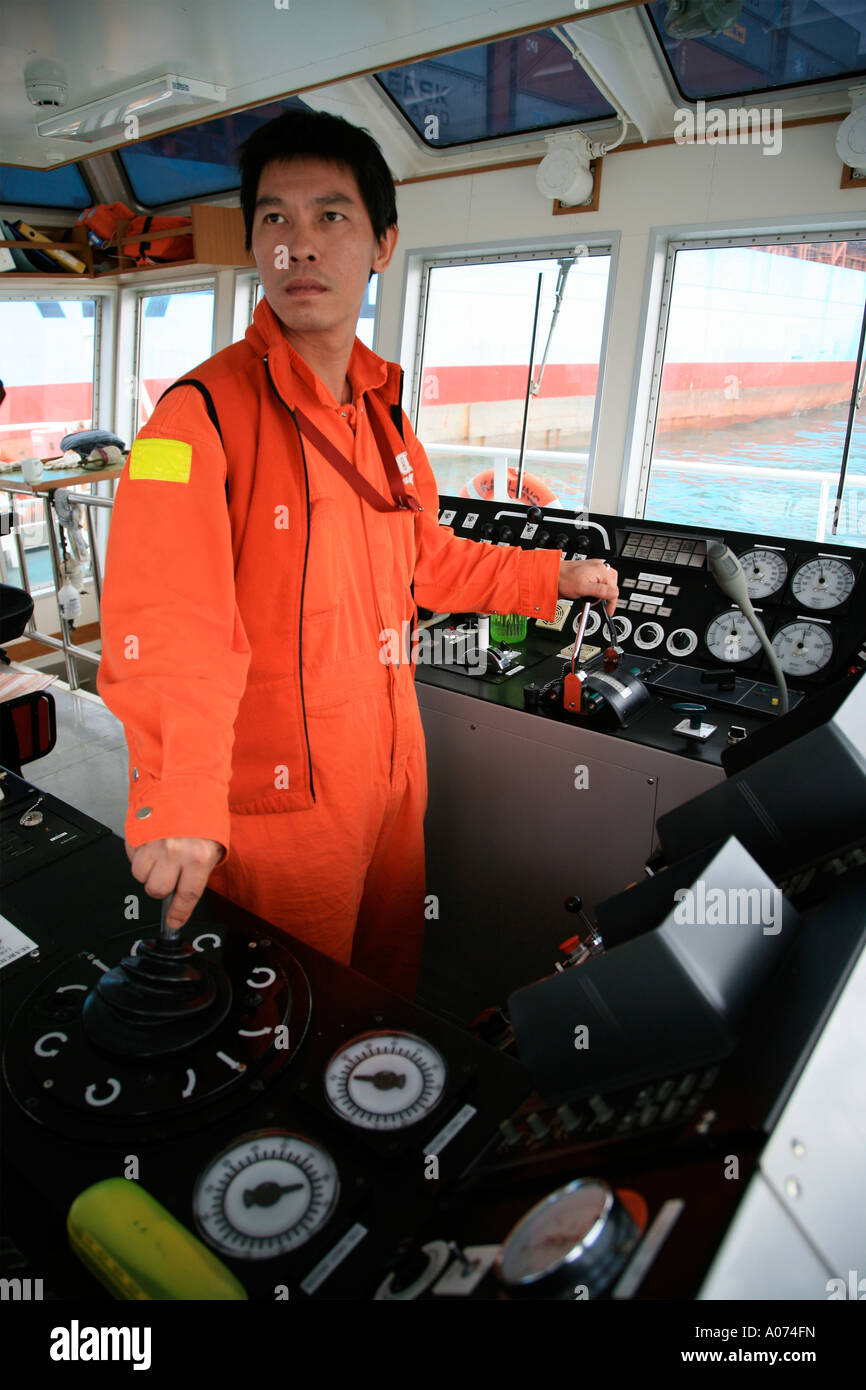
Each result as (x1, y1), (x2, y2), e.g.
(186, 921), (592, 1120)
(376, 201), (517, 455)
(738, 548), (789, 601)
(771, 620), (834, 676)
(495, 1178), (614, 1288)
(192, 1130), (340, 1261)
(790, 556), (855, 611)
(324, 1030), (448, 1132)
(705, 610), (762, 663)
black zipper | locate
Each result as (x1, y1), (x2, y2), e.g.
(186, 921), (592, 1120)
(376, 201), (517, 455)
(263, 354), (316, 804)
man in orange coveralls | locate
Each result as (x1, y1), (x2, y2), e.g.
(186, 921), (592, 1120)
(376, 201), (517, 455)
(97, 110), (618, 998)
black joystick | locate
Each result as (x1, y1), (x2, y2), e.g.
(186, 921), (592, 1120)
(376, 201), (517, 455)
(82, 892), (232, 1058)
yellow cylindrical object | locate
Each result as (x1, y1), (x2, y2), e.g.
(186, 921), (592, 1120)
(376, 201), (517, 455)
(67, 1178), (247, 1301)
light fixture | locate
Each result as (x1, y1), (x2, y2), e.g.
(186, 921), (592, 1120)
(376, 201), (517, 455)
(36, 74), (225, 142)
(536, 131), (596, 206)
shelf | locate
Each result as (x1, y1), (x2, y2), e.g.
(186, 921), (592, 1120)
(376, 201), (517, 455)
(0, 206), (253, 280)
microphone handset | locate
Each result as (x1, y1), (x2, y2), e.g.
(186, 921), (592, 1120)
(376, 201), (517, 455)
(706, 541), (789, 715)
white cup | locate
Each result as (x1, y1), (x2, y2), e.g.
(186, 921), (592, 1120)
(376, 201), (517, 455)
(21, 457), (43, 483)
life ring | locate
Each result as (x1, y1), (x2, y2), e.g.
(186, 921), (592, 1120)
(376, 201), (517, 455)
(459, 467), (560, 508)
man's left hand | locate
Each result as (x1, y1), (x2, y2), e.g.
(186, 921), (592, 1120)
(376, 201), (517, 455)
(558, 559), (619, 616)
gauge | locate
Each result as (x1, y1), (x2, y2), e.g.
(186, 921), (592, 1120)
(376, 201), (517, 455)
(611, 614), (632, 642)
(193, 1131), (339, 1260)
(324, 1031), (447, 1131)
(633, 621), (664, 650)
(705, 611), (761, 663)
(494, 1178), (639, 1300)
(573, 608), (601, 638)
(738, 548), (788, 600)
(790, 556), (855, 610)
(771, 621), (834, 677)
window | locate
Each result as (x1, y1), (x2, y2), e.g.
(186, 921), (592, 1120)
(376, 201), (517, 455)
(134, 286), (215, 427)
(0, 295), (101, 590)
(413, 250), (612, 508)
(119, 96), (308, 207)
(640, 236), (866, 546)
(0, 297), (100, 461)
(645, 0), (866, 102)
(376, 29), (615, 147)
(0, 162), (92, 210)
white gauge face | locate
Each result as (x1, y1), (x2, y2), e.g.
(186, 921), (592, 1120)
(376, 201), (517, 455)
(325, 1031), (447, 1131)
(193, 1131), (339, 1260)
(705, 611), (762, 663)
(497, 1179), (611, 1286)
(611, 615), (632, 642)
(791, 557), (855, 610)
(771, 621), (834, 676)
(739, 549), (788, 600)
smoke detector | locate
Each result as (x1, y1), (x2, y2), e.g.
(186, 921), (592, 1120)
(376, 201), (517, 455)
(24, 60), (68, 109)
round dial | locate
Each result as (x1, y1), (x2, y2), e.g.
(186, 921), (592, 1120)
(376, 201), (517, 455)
(771, 621), (834, 677)
(193, 1131), (339, 1261)
(2, 927), (309, 1142)
(739, 549), (788, 600)
(666, 627), (697, 658)
(705, 611), (761, 663)
(494, 1178), (639, 1299)
(324, 1031), (447, 1131)
(791, 557), (855, 610)
(611, 615), (632, 642)
(633, 621), (664, 650)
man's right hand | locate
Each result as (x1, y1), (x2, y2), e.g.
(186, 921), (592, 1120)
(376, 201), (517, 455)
(124, 837), (226, 931)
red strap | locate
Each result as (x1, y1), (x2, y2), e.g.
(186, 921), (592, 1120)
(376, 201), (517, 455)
(293, 402), (422, 514)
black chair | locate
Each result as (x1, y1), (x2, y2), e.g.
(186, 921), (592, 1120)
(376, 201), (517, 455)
(0, 583), (57, 773)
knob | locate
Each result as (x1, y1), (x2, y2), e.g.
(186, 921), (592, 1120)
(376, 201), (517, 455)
(499, 525), (514, 543)
(555, 533), (570, 550)
(480, 522), (496, 539)
(537, 529), (551, 546)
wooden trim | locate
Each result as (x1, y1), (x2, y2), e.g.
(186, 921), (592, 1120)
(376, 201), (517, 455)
(552, 157), (602, 214)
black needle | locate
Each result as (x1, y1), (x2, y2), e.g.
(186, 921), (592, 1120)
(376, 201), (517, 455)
(243, 1181), (305, 1208)
(354, 1070), (407, 1090)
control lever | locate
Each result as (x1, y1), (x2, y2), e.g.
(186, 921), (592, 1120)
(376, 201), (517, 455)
(556, 896), (604, 970)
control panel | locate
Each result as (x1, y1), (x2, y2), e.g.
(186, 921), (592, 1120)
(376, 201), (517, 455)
(419, 500), (866, 764)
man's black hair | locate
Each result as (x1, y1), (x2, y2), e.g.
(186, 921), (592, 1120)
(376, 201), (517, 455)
(238, 108), (398, 251)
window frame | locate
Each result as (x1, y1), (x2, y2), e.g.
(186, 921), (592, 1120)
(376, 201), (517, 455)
(131, 278), (217, 431)
(0, 286), (108, 446)
(407, 238), (617, 509)
(628, 221), (866, 525)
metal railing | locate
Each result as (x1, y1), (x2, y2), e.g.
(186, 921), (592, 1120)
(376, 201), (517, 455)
(426, 444), (866, 543)
(0, 485), (112, 690)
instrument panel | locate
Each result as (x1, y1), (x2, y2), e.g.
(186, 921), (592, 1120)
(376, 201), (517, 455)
(420, 501), (866, 763)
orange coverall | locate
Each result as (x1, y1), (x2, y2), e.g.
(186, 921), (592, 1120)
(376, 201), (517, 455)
(98, 298), (561, 996)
